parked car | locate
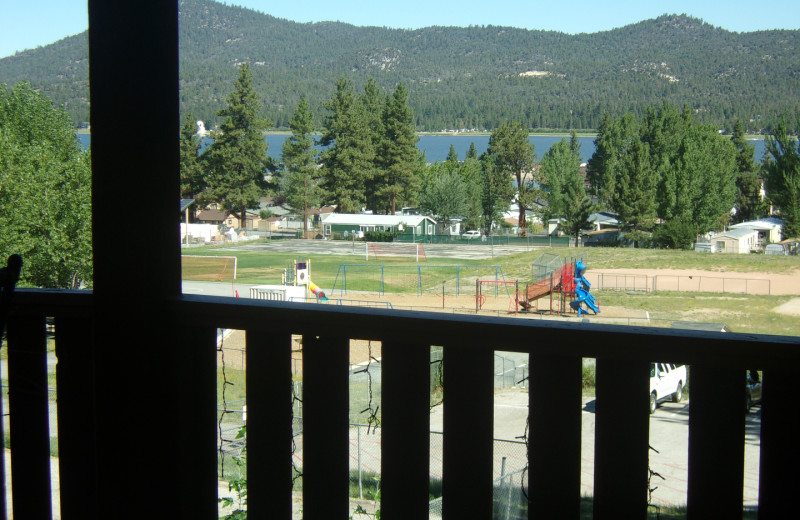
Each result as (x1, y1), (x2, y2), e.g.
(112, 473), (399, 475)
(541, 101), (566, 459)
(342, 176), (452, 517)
(746, 370), (762, 413)
(461, 230), (482, 240)
(649, 363), (687, 414)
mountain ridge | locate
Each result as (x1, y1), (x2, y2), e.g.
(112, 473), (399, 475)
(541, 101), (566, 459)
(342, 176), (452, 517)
(1, 0), (797, 132)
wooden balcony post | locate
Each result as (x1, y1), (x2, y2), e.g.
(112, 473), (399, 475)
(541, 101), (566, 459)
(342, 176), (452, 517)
(381, 340), (430, 519)
(758, 369), (798, 518)
(6, 316), (51, 520)
(246, 328), (294, 518)
(529, 354), (583, 518)
(593, 358), (650, 519)
(88, 0), (182, 516)
(687, 365), (745, 517)
(442, 344), (494, 519)
(302, 334), (350, 519)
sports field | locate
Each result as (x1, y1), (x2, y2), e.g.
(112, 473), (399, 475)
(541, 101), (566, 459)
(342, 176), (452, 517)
(182, 239), (800, 336)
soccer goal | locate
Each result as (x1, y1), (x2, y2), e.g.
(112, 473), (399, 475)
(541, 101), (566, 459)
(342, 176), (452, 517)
(181, 255), (238, 282)
(366, 242), (426, 262)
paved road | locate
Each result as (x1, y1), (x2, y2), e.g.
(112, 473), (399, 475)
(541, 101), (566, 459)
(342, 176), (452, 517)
(433, 388), (761, 509)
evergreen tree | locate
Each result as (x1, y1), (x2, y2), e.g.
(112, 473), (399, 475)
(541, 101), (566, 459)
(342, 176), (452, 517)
(730, 119), (763, 223)
(203, 64), (272, 230)
(179, 113), (206, 220)
(486, 122), (537, 236)
(362, 78), (386, 211)
(763, 118), (800, 237)
(466, 142), (478, 160)
(446, 144), (459, 164)
(376, 83), (419, 214)
(280, 98), (323, 232)
(320, 78), (376, 213)
(0, 82), (92, 289)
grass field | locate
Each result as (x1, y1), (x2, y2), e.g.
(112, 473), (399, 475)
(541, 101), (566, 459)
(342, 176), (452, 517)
(182, 241), (800, 336)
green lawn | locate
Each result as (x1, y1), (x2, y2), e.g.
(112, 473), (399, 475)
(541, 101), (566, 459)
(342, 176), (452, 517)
(184, 242), (800, 336)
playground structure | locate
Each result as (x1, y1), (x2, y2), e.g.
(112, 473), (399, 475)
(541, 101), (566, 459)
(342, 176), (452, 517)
(475, 255), (600, 317)
(250, 259), (329, 302)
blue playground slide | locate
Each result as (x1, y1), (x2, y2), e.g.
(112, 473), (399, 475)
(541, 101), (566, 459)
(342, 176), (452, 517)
(570, 260), (600, 317)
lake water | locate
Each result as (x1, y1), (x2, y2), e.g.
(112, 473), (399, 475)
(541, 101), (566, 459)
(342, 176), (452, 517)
(76, 133), (767, 164)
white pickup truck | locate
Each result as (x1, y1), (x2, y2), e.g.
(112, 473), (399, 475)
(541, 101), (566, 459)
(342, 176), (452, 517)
(649, 362), (687, 414)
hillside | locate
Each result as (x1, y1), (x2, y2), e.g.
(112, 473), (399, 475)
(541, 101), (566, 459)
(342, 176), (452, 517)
(1, 0), (798, 132)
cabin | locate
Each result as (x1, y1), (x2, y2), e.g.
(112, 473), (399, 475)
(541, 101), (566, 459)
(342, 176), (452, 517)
(707, 228), (760, 254)
(1, 4), (798, 520)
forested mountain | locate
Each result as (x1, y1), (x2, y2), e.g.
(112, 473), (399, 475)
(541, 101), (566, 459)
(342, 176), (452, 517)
(1, 0), (798, 132)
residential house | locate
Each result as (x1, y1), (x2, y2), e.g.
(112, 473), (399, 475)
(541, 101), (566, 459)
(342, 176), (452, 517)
(704, 227), (760, 254)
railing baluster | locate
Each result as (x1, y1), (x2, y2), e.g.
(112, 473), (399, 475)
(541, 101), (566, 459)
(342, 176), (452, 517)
(758, 369), (794, 518)
(381, 340), (430, 519)
(529, 354), (582, 518)
(303, 334), (350, 519)
(593, 358), (650, 519)
(246, 328), (293, 518)
(178, 325), (218, 518)
(55, 316), (97, 520)
(6, 315), (52, 520)
(442, 344), (494, 519)
(688, 365), (745, 516)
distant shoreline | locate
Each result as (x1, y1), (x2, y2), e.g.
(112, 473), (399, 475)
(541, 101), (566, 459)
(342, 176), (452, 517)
(75, 129), (766, 140)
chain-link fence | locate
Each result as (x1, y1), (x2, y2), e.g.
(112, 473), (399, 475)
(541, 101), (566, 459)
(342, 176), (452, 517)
(331, 264), (510, 297)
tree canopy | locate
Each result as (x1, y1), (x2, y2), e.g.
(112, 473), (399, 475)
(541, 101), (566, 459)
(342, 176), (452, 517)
(0, 82), (92, 288)
(763, 119), (800, 238)
(486, 122), (537, 236)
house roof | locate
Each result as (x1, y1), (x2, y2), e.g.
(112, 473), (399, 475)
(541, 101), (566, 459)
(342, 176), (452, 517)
(179, 198), (194, 212)
(713, 227), (759, 239)
(321, 213), (437, 227)
(588, 212), (619, 226)
(196, 209), (226, 221)
(730, 217), (783, 231)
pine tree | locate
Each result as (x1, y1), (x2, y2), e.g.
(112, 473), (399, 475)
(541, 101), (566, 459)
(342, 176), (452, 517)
(179, 113), (206, 220)
(376, 83), (419, 214)
(466, 142), (478, 160)
(362, 78), (386, 211)
(203, 63), (271, 230)
(446, 144), (459, 164)
(280, 98), (323, 232)
(320, 78), (376, 213)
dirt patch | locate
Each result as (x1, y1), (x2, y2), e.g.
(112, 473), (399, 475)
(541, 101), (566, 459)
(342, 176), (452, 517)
(774, 298), (800, 316)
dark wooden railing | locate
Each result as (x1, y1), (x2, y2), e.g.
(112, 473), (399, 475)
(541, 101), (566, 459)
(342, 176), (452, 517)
(4, 288), (799, 519)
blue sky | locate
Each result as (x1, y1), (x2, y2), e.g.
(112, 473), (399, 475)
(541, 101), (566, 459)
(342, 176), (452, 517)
(2, 0), (799, 59)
